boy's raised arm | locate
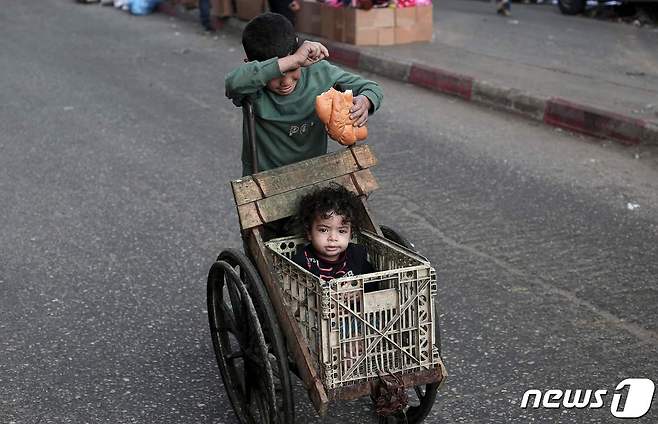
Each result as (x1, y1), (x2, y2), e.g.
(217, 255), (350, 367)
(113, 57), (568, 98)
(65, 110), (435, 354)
(224, 58), (283, 106)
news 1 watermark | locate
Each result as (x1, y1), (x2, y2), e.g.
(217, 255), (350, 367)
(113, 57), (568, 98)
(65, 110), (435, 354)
(520, 379), (655, 418)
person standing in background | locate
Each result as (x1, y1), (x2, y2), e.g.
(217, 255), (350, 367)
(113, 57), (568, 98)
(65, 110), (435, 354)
(268, 0), (300, 25)
(199, 0), (213, 31)
(496, 0), (511, 16)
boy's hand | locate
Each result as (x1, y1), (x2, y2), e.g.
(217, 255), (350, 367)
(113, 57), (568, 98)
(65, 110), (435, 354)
(350, 95), (371, 127)
(293, 41), (329, 68)
(289, 0), (300, 11)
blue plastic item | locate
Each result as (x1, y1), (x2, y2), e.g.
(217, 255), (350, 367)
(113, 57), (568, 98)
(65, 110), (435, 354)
(130, 0), (161, 15)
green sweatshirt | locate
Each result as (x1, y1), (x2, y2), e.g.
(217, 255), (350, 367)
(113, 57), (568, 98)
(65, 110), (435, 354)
(225, 58), (383, 175)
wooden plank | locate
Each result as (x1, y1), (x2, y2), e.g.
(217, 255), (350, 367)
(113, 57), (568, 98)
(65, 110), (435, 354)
(236, 202), (263, 229)
(248, 145), (375, 198)
(255, 175), (356, 225)
(237, 171), (381, 230)
(230, 146), (378, 208)
(246, 228), (330, 415)
(350, 144), (378, 169)
(350, 168), (379, 195)
(236, 171), (381, 230)
(253, 149), (358, 198)
(231, 177), (263, 206)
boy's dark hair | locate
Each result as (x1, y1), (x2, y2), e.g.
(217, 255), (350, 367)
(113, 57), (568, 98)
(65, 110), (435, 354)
(242, 13), (299, 62)
(297, 183), (366, 234)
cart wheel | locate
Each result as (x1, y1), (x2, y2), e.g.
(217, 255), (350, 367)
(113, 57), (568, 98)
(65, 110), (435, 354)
(207, 249), (294, 424)
(380, 226), (443, 424)
(402, 382), (440, 424)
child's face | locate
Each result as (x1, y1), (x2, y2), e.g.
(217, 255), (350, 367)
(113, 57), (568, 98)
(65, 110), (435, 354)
(266, 67), (302, 96)
(307, 211), (351, 262)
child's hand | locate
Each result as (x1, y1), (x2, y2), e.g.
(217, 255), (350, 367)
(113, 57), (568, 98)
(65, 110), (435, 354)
(350, 95), (371, 127)
(294, 41), (329, 68)
(289, 0), (300, 11)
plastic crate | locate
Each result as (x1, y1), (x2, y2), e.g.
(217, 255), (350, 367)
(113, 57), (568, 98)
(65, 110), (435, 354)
(266, 231), (441, 390)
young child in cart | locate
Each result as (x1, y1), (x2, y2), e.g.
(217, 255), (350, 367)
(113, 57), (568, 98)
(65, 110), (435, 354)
(293, 184), (376, 285)
(225, 12), (383, 176)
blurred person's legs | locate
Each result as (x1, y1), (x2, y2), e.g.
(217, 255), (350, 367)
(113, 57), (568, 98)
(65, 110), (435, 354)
(496, 0), (511, 16)
(199, 0), (212, 30)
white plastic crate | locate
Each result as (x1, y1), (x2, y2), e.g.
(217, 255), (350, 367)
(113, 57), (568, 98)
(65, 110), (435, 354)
(266, 231), (441, 390)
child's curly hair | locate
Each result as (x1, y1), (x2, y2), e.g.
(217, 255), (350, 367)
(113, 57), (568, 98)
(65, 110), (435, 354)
(297, 183), (365, 234)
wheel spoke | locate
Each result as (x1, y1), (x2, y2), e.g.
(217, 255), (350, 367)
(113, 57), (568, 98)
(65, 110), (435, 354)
(224, 350), (244, 361)
(209, 251), (294, 424)
(414, 386), (425, 400)
(257, 389), (273, 424)
(218, 302), (238, 334)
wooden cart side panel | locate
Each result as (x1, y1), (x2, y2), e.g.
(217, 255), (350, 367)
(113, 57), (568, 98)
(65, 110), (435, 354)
(230, 145), (377, 208)
(246, 227), (330, 416)
(231, 177), (263, 206)
(351, 168), (379, 194)
(350, 144), (377, 169)
(255, 174), (353, 225)
(238, 170), (379, 230)
(253, 147), (367, 197)
(236, 202), (263, 230)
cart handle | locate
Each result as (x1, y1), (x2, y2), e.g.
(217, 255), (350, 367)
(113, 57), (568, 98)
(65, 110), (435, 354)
(242, 98), (258, 175)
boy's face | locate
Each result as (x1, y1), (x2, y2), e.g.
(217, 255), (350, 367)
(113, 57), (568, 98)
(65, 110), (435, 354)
(307, 211), (351, 263)
(266, 67), (302, 96)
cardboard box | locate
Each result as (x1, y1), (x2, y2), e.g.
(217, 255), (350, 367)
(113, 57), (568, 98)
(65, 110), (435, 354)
(211, 0), (233, 17)
(415, 6), (433, 42)
(377, 27), (395, 46)
(415, 4), (433, 26)
(296, 0), (322, 35)
(320, 6), (339, 40)
(334, 16), (347, 42)
(312, 3), (432, 46)
(344, 27), (378, 45)
(395, 7), (416, 27)
(395, 26), (417, 44)
(235, 0), (265, 21)
(343, 6), (394, 30)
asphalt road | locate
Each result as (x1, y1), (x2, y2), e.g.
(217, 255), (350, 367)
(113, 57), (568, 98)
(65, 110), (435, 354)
(1, 1), (657, 423)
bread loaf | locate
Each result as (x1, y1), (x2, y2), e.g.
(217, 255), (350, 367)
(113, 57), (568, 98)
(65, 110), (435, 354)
(315, 88), (368, 146)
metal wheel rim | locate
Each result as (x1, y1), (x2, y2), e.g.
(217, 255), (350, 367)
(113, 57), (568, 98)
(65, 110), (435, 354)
(219, 249), (295, 424)
(404, 383), (440, 423)
(207, 260), (277, 424)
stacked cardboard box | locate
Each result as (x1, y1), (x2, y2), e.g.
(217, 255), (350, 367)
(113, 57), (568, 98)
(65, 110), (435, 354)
(296, 1), (433, 46)
(235, 0), (266, 21)
(395, 5), (432, 43)
(296, 0), (322, 35)
(343, 6), (396, 45)
(211, 0), (233, 18)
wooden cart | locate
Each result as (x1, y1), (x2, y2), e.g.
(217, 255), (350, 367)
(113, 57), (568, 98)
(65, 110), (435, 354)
(207, 103), (446, 423)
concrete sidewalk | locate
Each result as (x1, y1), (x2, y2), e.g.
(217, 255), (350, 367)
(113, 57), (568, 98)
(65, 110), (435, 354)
(158, 0), (658, 145)
(355, 0), (658, 144)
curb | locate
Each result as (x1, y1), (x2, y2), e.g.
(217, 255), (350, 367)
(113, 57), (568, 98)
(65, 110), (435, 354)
(323, 41), (657, 147)
(155, 4), (657, 147)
